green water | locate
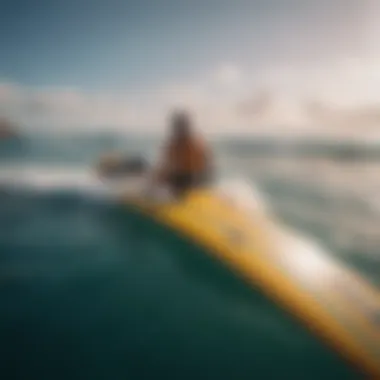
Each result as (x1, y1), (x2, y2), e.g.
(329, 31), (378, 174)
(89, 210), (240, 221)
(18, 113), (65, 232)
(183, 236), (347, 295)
(0, 204), (361, 380)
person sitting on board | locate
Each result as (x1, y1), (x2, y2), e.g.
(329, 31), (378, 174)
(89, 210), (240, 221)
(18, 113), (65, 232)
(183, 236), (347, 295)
(151, 110), (213, 196)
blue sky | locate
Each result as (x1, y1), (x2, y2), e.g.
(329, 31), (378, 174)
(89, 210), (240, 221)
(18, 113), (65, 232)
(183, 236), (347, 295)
(0, 0), (378, 135)
(1, 0), (368, 89)
(1, 0), (270, 89)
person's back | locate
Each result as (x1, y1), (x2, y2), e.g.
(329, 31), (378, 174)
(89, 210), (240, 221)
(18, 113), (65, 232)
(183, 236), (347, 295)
(166, 133), (207, 174)
(155, 111), (213, 195)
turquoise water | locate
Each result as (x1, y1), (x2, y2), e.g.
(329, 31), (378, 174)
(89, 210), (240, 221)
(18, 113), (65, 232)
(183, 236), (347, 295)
(1, 132), (379, 379)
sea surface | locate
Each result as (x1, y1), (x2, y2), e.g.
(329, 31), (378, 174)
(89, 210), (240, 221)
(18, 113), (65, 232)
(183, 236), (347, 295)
(0, 131), (379, 379)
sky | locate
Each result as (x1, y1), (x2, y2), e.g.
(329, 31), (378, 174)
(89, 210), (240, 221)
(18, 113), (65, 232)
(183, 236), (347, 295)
(1, 0), (380, 136)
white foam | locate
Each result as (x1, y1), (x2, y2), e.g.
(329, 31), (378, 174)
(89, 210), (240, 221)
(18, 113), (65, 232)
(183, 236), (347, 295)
(0, 164), (108, 196)
(215, 177), (270, 216)
(0, 164), (172, 202)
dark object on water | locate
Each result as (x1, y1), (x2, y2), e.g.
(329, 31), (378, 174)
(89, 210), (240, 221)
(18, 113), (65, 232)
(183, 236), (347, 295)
(98, 154), (149, 178)
(119, 156), (149, 175)
(0, 118), (18, 141)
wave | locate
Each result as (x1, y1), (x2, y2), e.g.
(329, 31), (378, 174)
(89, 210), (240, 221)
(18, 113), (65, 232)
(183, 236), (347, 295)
(0, 164), (117, 206)
(1, 132), (379, 281)
(3, 132), (380, 166)
(0, 132), (159, 165)
(217, 137), (380, 162)
(0, 163), (270, 210)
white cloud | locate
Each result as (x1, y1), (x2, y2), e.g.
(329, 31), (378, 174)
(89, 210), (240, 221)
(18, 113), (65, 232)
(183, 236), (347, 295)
(213, 63), (241, 87)
(0, 83), (158, 131)
(258, 58), (380, 107)
(2, 58), (380, 137)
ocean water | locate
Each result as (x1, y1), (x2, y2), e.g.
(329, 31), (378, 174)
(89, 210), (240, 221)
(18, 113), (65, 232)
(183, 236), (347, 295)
(0, 131), (379, 379)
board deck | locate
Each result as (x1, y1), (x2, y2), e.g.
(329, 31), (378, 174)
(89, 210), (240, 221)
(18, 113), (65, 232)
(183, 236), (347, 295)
(122, 188), (380, 377)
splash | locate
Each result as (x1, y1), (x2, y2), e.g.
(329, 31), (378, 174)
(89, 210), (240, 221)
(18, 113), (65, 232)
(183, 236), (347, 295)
(0, 164), (108, 197)
(215, 177), (270, 217)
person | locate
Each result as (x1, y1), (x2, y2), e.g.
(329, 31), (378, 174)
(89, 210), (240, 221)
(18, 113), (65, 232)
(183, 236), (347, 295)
(151, 110), (213, 196)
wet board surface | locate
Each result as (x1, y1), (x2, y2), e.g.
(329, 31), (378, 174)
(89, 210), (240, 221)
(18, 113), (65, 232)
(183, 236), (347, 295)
(122, 189), (380, 377)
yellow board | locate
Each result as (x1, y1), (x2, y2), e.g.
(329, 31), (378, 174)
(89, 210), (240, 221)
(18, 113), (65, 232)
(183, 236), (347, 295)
(122, 189), (380, 377)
